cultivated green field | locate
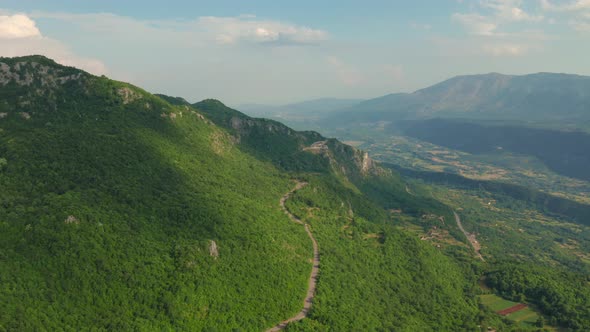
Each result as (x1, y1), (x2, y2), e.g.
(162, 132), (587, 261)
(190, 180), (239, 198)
(355, 135), (590, 206)
(479, 294), (540, 327)
(480, 294), (521, 312)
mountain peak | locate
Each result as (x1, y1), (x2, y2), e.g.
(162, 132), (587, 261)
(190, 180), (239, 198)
(194, 98), (229, 109)
(0, 55), (88, 88)
(450, 72), (510, 80)
(0, 55), (84, 73)
(324, 71), (590, 125)
(1, 54), (54, 63)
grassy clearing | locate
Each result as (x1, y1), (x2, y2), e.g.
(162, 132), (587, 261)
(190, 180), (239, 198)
(507, 308), (539, 325)
(479, 294), (540, 327)
(480, 294), (519, 312)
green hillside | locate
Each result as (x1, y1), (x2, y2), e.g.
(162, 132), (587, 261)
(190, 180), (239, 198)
(194, 99), (450, 217)
(0, 56), (483, 330)
(0, 56), (313, 330)
(283, 177), (480, 331)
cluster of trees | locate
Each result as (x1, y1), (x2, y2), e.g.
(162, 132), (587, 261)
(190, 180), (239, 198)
(283, 176), (480, 331)
(486, 263), (590, 329)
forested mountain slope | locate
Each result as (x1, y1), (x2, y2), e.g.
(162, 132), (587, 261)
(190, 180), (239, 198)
(194, 99), (449, 216)
(0, 56), (480, 330)
(0, 55), (314, 330)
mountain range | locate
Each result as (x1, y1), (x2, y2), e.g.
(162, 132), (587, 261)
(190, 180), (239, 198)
(320, 72), (590, 127)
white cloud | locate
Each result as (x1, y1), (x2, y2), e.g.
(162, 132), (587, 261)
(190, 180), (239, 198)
(541, 0), (590, 11)
(450, 1), (549, 56)
(9, 10), (333, 103)
(541, 0), (590, 33)
(0, 14), (41, 39)
(482, 0), (544, 22)
(31, 12), (328, 47)
(482, 43), (530, 56)
(195, 16), (328, 45)
(452, 13), (498, 35)
(0, 13), (107, 75)
(452, 0), (543, 37)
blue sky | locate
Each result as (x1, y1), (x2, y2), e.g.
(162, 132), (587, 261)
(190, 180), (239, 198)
(1, 1), (590, 105)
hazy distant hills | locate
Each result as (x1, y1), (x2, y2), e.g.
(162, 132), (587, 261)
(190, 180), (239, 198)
(237, 98), (363, 129)
(321, 72), (590, 126)
(238, 98), (363, 116)
(301, 73), (590, 182)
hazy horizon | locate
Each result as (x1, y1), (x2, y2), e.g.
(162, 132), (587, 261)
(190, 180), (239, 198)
(2, 0), (590, 105)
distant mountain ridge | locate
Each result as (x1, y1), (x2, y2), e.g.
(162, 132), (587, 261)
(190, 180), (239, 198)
(237, 98), (363, 130)
(238, 98), (364, 116)
(323, 72), (590, 126)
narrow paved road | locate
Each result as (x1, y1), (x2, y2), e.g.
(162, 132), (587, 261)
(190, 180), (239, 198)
(454, 212), (485, 261)
(267, 181), (320, 331)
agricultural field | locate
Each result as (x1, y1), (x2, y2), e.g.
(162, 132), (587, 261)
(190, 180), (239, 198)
(332, 127), (590, 329)
(356, 135), (590, 206)
(392, 176), (590, 329)
(421, 184), (590, 274)
(479, 294), (539, 326)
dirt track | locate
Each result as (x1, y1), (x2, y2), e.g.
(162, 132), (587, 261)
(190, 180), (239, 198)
(267, 181), (319, 331)
(454, 212), (485, 261)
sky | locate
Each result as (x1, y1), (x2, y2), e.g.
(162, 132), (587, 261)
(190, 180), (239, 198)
(1, 0), (590, 105)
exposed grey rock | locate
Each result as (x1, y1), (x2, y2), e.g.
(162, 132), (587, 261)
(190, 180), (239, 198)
(64, 215), (80, 224)
(117, 87), (141, 104)
(0, 61), (84, 87)
(209, 240), (219, 258)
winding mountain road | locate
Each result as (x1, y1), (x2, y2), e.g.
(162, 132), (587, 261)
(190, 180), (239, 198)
(454, 212), (485, 261)
(267, 181), (320, 331)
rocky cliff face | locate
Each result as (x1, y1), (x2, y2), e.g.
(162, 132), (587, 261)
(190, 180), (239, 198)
(0, 55), (185, 121)
(0, 57), (90, 117)
(0, 58), (86, 88)
(224, 111), (386, 178)
(195, 99), (390, 180)
(325, 139), (384, 177)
